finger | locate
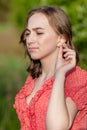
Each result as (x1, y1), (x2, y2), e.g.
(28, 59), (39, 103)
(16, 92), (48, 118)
(58, 45), (63, 59)
(64, 54), (76, 62)
(63, 48), (74, 52)
(63, 51), (76, 58)
(62, 43), (68, 49)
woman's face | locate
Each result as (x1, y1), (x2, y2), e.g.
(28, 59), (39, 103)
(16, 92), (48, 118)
(25, 13), (59, 60)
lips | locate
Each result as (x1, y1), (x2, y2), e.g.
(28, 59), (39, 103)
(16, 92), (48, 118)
(28, 47), (39, 51)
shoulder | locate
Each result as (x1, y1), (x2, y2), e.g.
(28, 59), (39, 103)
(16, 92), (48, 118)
(24, 75), (33, 84)
(15, 75), (34, 98)
(65, 66), (87, 88)
(65, 66), (87, 110)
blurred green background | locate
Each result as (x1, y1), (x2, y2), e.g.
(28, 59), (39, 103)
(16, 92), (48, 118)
(0, 0), (87, 129)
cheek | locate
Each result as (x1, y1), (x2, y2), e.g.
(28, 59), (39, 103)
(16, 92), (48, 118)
(40, 38), (57, 57)
(40, 34), (57, 45)
(40, 35), (57, 49)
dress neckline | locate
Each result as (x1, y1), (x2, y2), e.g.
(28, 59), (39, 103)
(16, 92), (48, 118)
(25, 75), (54, 106)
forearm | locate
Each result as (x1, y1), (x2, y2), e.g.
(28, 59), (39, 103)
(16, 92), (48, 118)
(46, 72), (70, 130)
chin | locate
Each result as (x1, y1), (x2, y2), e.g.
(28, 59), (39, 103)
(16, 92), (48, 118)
(30, 54), (45, 61)
(30, 56), (40, 60)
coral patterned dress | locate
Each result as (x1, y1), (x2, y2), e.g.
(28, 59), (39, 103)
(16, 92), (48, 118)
(13, 66), (87, 130)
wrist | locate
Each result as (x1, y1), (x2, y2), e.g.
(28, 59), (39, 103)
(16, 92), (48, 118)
(55, 69), (66, 76)
(54, 70), (66, 79)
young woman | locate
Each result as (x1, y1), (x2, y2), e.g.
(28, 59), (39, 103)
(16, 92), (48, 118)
(13, 6), (87, 130)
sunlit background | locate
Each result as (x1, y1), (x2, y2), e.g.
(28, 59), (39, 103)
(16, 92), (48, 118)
(0, 0), (87, 129)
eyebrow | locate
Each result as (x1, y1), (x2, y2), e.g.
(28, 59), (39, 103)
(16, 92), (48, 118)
(26, 27), (45, 32)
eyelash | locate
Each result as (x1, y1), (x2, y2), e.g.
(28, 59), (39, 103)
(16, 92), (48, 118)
(25, 33), (30, 36)
(25, 32), (43, 37)
(36, 32), (43, 35)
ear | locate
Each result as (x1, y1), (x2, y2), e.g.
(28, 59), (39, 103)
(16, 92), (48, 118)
(57, 35), (66, 47)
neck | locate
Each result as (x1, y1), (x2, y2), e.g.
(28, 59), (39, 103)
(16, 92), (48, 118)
(40, 49), (58, 77)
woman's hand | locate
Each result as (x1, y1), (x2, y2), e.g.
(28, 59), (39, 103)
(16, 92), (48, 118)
(46, 41), (77, 130)
(55, 41), (76, 75)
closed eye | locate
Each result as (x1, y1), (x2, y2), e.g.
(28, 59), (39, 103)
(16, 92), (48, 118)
(36, 32), (44, 35)
(25, 31), (30, 37)
(25, 32), (30, 36)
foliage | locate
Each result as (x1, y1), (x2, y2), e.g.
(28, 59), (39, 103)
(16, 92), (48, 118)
(0, 55), (28, 130)
(0, 0), (11, 22)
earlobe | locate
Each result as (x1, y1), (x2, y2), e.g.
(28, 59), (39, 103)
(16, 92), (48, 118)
(57, 39), (65, 47)
(57, 35), (66, 47)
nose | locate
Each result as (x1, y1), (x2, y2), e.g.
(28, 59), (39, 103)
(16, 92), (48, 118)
(26, 33), (36, 45)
